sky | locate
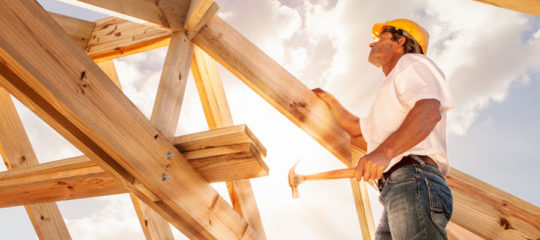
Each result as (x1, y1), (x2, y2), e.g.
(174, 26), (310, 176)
(0, 0), (539, 239)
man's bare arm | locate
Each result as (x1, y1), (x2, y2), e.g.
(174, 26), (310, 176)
(355, 99), (442, 181)
(312, 88), (364, 138)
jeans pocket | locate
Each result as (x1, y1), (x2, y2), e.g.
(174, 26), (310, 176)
(426, 179), (453, 230)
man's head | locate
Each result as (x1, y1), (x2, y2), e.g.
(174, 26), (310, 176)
(368, 19), (429, 71)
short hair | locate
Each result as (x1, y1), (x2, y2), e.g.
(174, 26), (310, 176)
(382, 26), (424, 54)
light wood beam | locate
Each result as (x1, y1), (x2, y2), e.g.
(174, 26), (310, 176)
(184, 1), (218, 40)
(474, 0), (540, 17)
(447, 168), (540, 239)
(85, 17), (171, 63)
(192, 15), (540, 239)
(60, 0), (189, 30)
(133, 30), (194, 240)
(96, 60), (121, 88)
(191, 46), (267, 238)
(350, 147), (375, 240)
(0, 1), (259, 239)
(0, 156), (123, 208)
(447, 221), (484, 240)
(193, 15), (352, 165)
(0, 88), (72, 240)
(49, 12), (95, 49)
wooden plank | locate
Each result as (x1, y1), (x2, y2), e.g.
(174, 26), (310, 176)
(447, 221), (484, 240)
(191, 46), (266, 238)
(0, 88), (72, 239)
(61, 0), (190, 30)
(0, 156), (124, 208)
(96, 60), (121, 88)
(86, 17), (171, 62)
(447, 168), (540, 240)
(133, 30), (193, 240)
(474, 0), (540, 17)
(150, 31), (193, 141)
(192, 15), (352, 166)
(349, 150), (375, 240)
(184, 1), (218, 40)
(49, 12), (95, 49)
(0, 1), (259, 239)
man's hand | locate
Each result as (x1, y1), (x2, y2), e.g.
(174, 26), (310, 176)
(312, 88), (335, 106)
(354, 149), (392, 181)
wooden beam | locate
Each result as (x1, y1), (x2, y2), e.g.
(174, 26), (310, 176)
(184, 1), (218, 40)
(191, 46), (267, 238)
(349, 148), (375, 240)
(0, 156), (123, 208)
(60, 0), (189, 30)
(192, 15), (352, 166)
(447, 221), (484, 240)
(85, 17), (171, 63)
(0, 88), (72, 239)
(49, 12), (95, 49)
(474, 0), (540, 17)
(447, 168), (540, 239)
(0, 1), (259, 239)
(96, 60), (121, 88)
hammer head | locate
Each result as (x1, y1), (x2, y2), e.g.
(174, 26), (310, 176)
(288, 160), (304, 199)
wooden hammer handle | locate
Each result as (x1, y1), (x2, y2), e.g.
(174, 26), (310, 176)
(303, 168), (357, 181)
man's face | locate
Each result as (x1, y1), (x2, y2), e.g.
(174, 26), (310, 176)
(368, 31), (400, 67)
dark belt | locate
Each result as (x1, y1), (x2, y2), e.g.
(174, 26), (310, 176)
(376, 155), (437, 192)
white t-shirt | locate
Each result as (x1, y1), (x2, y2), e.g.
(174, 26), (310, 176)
(360, 54), (455, 176)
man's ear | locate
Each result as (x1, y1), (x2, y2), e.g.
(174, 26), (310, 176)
(397, 36), (406, 46)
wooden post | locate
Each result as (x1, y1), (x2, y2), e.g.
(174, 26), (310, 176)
(191, 45), (267, 238)
(0, 87), (72, 240)
(350, 146), (375, 240)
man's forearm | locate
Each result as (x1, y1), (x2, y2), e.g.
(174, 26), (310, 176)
(376, 99), (441, 159)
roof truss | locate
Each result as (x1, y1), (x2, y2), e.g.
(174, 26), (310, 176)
(0, 0), (539, 239)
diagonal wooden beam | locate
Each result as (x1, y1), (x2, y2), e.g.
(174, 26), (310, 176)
(447, 169), (540, 239)
(192, 15), (352, 165)
(474, 0), (540, 17)
(0, 88), (72, 240)
(60, 0), (190, 30)
(49, 12), (95, 49)
(184, 1), (218, 40)
(191, 15), (540, 240)
(191, 46), (267, 238)
(0, 1), (260, 239)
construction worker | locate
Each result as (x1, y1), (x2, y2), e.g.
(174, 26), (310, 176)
(314, 19), (454, 239)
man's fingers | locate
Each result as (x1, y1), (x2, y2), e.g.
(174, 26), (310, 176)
(355, 158), (365, 181)
(370, 164), (378, 181)
(374, 167), (383, 180)
(363, 161), (372, 180)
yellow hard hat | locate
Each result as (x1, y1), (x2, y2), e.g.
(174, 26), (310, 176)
(372, 19), (430, 54)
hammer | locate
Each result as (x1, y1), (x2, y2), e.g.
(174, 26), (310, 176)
(288, 161), (357, 199)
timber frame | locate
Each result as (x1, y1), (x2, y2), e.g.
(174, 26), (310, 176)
(0, 0), (539, 239)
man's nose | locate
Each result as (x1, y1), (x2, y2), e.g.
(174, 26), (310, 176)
(369, 42), (376, 48)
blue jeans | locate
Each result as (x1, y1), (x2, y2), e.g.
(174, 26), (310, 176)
(375, 163), (453, 240)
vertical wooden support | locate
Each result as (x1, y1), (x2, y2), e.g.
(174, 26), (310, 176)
(132, 30), (193, 240)
(0, 87), (72, 240)
(350, 146), (375, 240)
(96, 49), (186, 240)
(191, 45), (267, 238)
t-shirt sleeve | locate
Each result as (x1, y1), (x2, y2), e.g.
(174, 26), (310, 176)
(396, 61), (455, 114)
